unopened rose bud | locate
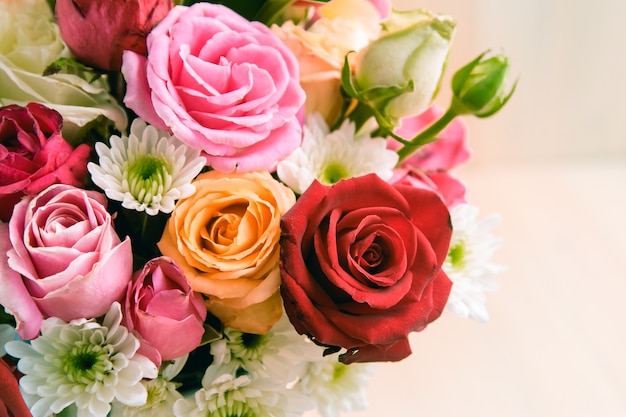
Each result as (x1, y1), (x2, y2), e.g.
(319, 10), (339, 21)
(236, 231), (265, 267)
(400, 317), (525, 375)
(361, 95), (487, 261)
(451, 51), (516, 117)
(55, 0), (173, 71)
(353, 8), (455, 126)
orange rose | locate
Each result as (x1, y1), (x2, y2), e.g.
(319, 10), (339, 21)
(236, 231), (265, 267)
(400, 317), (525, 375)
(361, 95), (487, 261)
(157, 171), (296, 334)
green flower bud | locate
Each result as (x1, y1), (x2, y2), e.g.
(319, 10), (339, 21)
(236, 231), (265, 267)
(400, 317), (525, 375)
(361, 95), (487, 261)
(451, 51), (516, 118)
(352, 8), (455, 127)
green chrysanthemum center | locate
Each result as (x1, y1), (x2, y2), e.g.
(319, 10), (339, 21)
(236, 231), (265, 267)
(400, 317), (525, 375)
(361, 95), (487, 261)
(210, 400), (258, 417)
(62, 342), (111, 384)
(126, 155), (171, 203)
(332, 362), (349, 381)
(321, 162), (349, 184)
(241, 333), (264, 350)
(447, 241), (467, 269)
(230, 332), (268, 362)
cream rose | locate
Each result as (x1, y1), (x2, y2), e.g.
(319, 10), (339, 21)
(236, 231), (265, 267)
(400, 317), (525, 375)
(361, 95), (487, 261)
(157, 170), (296, 334)
(0, 0), (127, 138)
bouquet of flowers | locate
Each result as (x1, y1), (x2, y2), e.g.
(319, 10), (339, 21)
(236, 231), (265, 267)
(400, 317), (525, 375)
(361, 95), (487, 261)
(0, 0), (514, 416)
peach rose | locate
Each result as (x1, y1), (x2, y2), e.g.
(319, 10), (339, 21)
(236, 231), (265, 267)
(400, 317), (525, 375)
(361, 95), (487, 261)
(157, 170), (296, 334)
(272, 0), (383, 125)
(273, 21), (343, 125)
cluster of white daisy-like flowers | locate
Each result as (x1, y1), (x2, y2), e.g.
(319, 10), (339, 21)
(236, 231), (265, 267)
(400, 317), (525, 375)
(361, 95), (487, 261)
(173, 314), (376, 417)
(4, 303), (158, 417)
(277, 113), (399, 194)
(444, 204), (506, 322)
(88, 118), (206, 216)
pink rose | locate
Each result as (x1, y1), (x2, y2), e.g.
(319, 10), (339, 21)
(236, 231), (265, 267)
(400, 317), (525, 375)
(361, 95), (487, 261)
(0, 103), (91, 221)
(391, 106), (471, 171)
(55, 0), (174, 71)
(390, 168), (467, 208)
(0, 184), (133, 340)
(122, 257), (207, 366)
(280, 174), (452, 364)
(122, 3), (306, 173)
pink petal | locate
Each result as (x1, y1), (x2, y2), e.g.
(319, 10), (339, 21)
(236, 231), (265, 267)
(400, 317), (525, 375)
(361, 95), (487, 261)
(121, 51), (167, 130)
(34, 238), (133, 321)
(0, 223), (43, 340)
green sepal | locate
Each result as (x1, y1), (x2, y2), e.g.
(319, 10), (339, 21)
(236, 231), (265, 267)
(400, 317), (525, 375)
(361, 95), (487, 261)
(340, 53), (360, 99)
(43, 57), (103, 84)
(199, 322), (223, 346)
(451, 51), (488, 95)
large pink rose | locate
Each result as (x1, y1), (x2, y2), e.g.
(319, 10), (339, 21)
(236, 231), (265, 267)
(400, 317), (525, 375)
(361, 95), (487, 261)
(122, 3), (306, 173)
(55, 0), (174, 71)
(122, 257), (207, 366)
(0, 184), (133, 340)
(280, 174), (452, 364)
(0, 103), (91, 222)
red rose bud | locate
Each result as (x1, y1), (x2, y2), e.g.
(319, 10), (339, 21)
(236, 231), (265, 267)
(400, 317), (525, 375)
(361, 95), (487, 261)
(55, 0), (174, 71)
(279, 174), (453, 364)
(0, 103), (91, 222)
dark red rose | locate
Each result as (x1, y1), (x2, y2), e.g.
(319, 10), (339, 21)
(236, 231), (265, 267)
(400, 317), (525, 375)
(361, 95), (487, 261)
(55, 0), (174, 71)
(279, 174), (452, 364)
(0, 358), (31, 417)
(0, 103), (90, 221)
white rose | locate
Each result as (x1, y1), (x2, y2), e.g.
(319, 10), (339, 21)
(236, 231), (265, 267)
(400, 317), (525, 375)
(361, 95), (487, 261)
(354, 8), (455, 123)
(0, 0), (127, 138)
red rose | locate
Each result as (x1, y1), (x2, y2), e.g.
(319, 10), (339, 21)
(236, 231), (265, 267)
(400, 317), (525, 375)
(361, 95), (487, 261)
(0, 103), (91, 222)
(279, 174), (452, 364)
(55, 0), (174, 71)
(0, 358), (31, 417)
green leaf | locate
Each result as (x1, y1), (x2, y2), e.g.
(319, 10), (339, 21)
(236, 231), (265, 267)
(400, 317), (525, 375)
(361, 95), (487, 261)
(70, 115), (119, 148)
(254, 0), (294, 25)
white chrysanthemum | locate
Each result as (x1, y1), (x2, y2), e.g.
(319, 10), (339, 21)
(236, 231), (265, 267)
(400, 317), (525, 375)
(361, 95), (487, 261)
(210, 313), (321, 381)
(444, 204), (506, 322)
(295, 353), (375, 417)
(4, 303), (158, 417)
(88, 118), (206, 215)
(0, 323), (17, 357)
(174, 364), (313, 417)
(276, 113), (399, 194)
(110, 356), (187, 417)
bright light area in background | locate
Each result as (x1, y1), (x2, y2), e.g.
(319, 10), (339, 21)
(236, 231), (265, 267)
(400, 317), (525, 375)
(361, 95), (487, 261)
(339, 1), (626, 417)
(394, 0), (626, 165)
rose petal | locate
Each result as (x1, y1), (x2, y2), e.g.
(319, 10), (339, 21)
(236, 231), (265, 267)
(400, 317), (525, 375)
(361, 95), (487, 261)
(0, 223), (43, 340)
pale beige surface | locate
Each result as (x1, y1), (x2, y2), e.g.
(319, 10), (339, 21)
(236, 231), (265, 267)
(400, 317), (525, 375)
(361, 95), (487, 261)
(307, 0), (626, 416)
(342, 159), (626, 417)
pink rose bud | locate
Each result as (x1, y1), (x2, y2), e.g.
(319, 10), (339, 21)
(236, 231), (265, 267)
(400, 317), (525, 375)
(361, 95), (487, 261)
(55, 0), (174, 71)
(122, 257), (207, 366)
(0, 103), (91, 222)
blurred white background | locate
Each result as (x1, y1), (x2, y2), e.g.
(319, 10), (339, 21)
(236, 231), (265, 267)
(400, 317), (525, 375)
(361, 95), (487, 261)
(347, 1), (626, 416)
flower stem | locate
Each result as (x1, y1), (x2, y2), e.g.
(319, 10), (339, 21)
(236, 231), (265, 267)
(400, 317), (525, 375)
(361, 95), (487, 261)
(396, 107), (458, 164)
